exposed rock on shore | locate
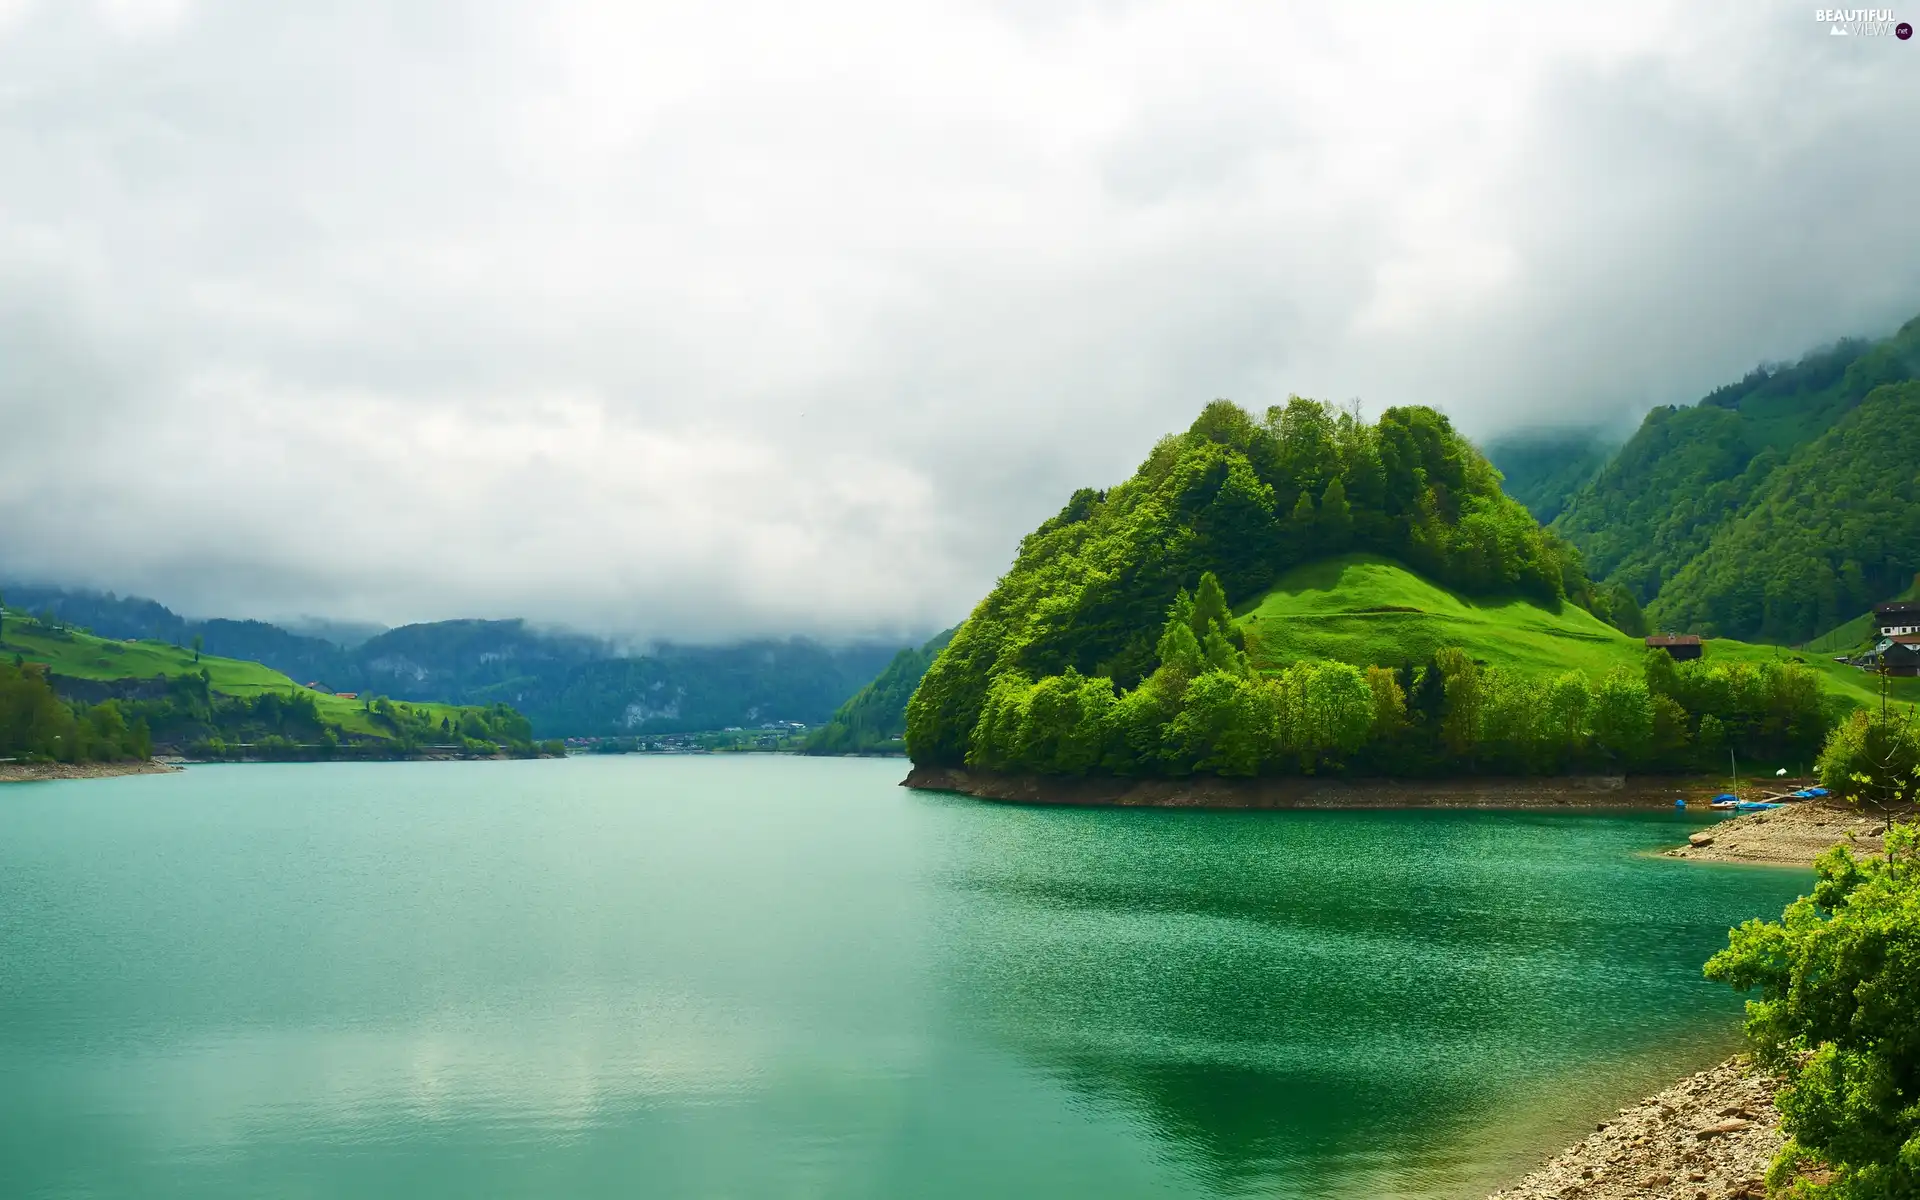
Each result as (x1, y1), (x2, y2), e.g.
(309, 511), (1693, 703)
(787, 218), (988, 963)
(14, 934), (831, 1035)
(1665, 800), (1890, 864)
(0, 759), (183, 784)
(903, 765), (1700, 809)
(1489, 1057), (1782, 1200)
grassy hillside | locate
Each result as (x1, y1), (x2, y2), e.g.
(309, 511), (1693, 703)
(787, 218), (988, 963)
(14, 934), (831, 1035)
(2, 617), (477, 741)
(1237, 555), (1636, 677)
(1234, 554), (1920, 711)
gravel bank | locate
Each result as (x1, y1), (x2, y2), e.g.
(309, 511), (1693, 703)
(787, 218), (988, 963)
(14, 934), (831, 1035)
(1666, 799), (1891, 864)
(1497, 800), (1913, 1199)
(1489, 1057), (1782, 1200)
(0, 759), (183, 784)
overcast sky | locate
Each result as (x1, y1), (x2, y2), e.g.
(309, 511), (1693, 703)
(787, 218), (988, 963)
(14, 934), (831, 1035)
(2, 1), (1917, 639)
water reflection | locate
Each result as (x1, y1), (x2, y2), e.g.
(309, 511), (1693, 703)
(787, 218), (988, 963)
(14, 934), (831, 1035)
(927, 802), (1803, 1196)
(0, 761), (1807, 1200)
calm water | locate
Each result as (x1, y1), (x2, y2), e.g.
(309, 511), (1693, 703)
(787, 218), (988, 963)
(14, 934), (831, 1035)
(0, 757), (1804, 1199)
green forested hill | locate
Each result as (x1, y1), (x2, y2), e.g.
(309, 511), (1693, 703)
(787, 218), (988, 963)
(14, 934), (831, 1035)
(1645, 382), (1920, 640)
(906, 399), (1639, 772)
(1548, 316), (1920, 634)
(901, 398), (1917, 782)
(801, 627), (956, 754)
(0, 609), (549, 758)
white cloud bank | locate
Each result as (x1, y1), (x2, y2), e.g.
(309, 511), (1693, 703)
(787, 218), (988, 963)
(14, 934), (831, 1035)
(2, 1), (1917, 636)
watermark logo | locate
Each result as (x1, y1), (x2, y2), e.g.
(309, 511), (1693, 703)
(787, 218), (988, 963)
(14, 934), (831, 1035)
(1817, 8), (1904, 35)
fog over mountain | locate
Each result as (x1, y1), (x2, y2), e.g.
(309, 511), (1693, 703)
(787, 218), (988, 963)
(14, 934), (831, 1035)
(2, 1), (1917, 639)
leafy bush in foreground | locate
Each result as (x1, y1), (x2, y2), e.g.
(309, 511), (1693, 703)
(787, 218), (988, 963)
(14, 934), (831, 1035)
(1706, 826), (1920, 1200)
(1818, 707), (1920, 815)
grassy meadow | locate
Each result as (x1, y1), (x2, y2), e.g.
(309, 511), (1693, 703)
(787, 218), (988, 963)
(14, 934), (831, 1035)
(1235, 554), (1920, 710)
(1, 618), (474, 741)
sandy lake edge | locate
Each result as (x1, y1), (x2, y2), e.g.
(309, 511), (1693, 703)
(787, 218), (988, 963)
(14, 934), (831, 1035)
(0, 759), (183, 784)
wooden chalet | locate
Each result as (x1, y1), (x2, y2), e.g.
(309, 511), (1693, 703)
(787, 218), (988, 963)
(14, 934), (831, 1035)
(1645, 633), (1703, 661)
(1874, 601), (1920, 638)
(1865, 634), (1920, 677)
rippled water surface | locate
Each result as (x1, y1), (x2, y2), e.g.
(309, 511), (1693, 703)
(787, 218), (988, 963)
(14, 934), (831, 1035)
(0, 757), (1806, 1198)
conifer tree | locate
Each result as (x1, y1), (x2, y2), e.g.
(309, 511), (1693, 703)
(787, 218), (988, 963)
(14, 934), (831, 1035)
(1320, 477), (1353, 544)
(1190, 572), (1231, 641)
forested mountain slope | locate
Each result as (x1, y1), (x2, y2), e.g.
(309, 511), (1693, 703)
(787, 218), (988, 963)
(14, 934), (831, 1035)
(901, 400), (1895, 781)
(1645, 382), (1920, 640)
(802, 627), (956, 755)
(1481, 430), (1614, 523)
(1548, 316), (1920, 629)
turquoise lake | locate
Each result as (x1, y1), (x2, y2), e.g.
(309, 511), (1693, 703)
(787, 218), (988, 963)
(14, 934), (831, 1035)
(0, 756), (1806, 1198)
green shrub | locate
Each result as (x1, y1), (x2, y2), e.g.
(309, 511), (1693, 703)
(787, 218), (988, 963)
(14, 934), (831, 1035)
(1818, 707), (1920, 814)
(1705, 826), (1920, 1199)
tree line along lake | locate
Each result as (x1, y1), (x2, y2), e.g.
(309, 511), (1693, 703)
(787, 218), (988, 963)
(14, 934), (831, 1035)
(0, 756), (1805, 1199)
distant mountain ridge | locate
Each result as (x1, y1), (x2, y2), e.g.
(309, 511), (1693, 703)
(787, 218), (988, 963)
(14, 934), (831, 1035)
(0, 583), (913, 737)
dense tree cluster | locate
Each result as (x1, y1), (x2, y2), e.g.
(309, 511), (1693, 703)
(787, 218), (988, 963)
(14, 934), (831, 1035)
(158, 685), (554, 760)
(1816, 704), (1920, 813)
(910, 400), (1638, 770)
(928, 568), (1828, 779)
(0, 660), (151, 762)
(1707, 823), (1920, 1199)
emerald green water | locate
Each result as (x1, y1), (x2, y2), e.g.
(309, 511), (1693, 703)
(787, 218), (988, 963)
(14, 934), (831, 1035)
(0, 757), (1804, 1199)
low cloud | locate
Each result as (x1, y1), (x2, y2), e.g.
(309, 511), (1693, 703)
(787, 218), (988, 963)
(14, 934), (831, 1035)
(3, 1), (1917, 636)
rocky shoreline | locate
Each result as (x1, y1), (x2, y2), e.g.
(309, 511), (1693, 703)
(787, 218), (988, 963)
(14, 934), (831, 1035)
(0, 759), (183, 784)
(1486, 800), (1907, 1199)
(901, 765), (1709, 809)
(1666, 798), (1891, 865)
(1488, 1057), (1782, 1200)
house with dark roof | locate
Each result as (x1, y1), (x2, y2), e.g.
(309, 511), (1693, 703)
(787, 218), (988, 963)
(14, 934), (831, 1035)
(1874, 601), (1920, 638)
(1863, 634), (1920, 677)
(1645, 633), (1703, 661)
